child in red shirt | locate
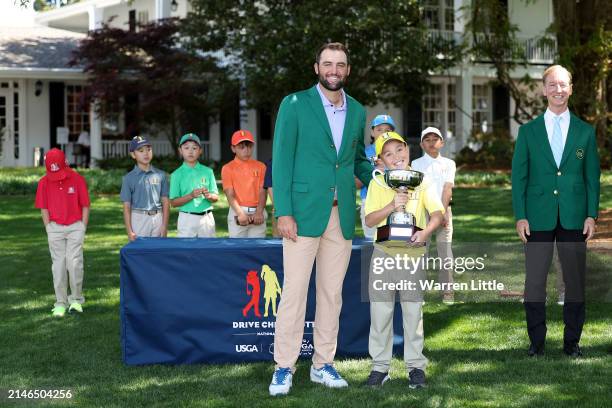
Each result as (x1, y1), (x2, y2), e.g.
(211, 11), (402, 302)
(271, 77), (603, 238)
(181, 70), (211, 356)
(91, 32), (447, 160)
(35, 148), (90, 317)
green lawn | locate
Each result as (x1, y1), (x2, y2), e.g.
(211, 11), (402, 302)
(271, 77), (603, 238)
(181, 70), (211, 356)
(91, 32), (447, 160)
(1, 186), (611, 407)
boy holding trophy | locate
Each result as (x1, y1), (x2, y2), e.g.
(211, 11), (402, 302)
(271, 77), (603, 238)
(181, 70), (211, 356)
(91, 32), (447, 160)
(364, 131), (444, 389)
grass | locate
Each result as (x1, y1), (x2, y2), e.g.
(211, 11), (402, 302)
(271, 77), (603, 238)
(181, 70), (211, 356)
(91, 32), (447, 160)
(1, 185), (611, 407)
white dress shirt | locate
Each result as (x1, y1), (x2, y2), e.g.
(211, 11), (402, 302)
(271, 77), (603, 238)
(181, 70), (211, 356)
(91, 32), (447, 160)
(544, 108), (570, 148)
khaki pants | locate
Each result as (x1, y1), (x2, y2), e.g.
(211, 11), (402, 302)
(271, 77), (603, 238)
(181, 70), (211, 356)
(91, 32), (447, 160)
(177, 212), (216, 238)
(227, 207), (267, 238)
(46, 221), (86, 307)
(368, 247), (427, 372)
(427, 207), (454, 288)
(271, 209), (280, 238)
(132, 211), (162, 237)
(274, 207), (352, 370)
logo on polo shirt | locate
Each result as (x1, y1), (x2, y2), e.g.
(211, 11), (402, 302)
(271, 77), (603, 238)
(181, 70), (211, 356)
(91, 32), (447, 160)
(149, 176), (161, 185)
(68, 186), (75, 194)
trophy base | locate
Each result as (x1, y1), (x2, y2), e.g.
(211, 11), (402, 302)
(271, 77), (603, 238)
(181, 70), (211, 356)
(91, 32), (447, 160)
(375, 224), (423, 248)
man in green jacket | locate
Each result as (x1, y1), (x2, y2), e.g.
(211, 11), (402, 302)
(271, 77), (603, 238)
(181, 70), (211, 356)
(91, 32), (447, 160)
(511, 65), (600, 358)
(269, 43), (372, 396)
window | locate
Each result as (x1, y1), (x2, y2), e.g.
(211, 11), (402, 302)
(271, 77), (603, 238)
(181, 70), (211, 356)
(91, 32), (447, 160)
(66, 85), (90, 140)
(138, 11), (149, 27)
(422, 0), (455, 31)
(472, 84), (492, 133)
(422, 82), (456, 139)
(422, 84), (444, 128)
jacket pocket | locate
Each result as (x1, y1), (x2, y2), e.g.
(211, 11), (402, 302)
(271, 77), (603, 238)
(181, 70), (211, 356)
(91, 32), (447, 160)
(292, 182), (309, 193)
(573, 183), (586, 194)
(526, 185), (543, 196)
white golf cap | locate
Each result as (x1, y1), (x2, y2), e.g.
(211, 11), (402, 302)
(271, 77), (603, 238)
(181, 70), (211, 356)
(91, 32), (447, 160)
(420, 126), (443, 141)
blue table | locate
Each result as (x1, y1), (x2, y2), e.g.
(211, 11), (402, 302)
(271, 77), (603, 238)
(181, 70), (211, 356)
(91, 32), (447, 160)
(120, 238), (402, 365)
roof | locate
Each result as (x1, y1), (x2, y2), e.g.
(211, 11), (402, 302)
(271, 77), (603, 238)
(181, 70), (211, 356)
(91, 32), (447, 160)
(0, 24), (85, 70)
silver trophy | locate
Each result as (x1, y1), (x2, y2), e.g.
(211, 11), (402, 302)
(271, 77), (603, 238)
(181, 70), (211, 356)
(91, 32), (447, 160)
(372, 168), (424, 247)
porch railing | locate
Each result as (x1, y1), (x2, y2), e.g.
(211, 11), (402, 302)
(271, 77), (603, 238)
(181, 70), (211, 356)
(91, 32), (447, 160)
(102, 140), (211, 160)
(427, 30), (556, 64)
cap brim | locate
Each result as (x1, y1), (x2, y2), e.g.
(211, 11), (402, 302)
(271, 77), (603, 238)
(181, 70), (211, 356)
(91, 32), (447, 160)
(232, 138), (254, 146)
(180, 139), (201, 146)
(47, 168), (68, 181)
(130, 142), (152, 152)
(420, 134), (443, 141)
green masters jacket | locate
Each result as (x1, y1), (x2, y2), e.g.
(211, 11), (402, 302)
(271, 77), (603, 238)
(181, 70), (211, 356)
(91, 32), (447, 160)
(511, 112), (600, 231)
(272, 85), (372, 239)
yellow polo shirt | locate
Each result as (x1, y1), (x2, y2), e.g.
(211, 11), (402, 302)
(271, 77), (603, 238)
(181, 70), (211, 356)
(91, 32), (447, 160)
(364, 173), (445, 240)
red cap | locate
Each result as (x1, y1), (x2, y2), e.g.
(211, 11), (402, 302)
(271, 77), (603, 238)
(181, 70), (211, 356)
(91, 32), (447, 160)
(45, 148), (69, 181)
(231, 130), (255, 146)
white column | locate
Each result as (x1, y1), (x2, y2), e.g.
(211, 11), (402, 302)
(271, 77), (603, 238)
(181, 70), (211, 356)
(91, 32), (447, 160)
(89, 102), (102, 167)
(156, 0), (171, 20)
(454, 0), (465, 33)
(456, 70), (473, 152)
(209, 119), (221, 162)
(88, 6), (104, 30)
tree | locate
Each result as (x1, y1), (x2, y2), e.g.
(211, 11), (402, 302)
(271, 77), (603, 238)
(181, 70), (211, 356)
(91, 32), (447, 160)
(551, 0), (611, 167)
(70, 18), (236, 146)
(465, 0), (547, 126)
(465, 0), (611, 167)
(184, 0), (462, 117)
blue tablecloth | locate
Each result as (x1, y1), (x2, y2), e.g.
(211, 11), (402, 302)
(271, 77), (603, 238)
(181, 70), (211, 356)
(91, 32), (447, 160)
(120, 238), (402, 365)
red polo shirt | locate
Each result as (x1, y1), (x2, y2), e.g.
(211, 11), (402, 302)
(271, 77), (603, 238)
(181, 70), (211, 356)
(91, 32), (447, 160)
(35, 169), (90, 225)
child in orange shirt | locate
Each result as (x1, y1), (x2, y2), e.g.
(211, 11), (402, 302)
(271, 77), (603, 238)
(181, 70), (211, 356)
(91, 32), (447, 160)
(221, 130), (267, 237)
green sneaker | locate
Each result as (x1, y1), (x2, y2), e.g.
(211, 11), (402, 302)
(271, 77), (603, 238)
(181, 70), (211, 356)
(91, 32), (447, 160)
(69, 302), (83, 313)
(51, 306), (66, 317)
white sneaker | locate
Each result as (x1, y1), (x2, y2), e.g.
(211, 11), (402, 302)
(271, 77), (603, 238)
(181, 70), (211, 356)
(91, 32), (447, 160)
(557, 292), (565, 306)
(310, 364), (348, 388)
(269, 367), (292, 396)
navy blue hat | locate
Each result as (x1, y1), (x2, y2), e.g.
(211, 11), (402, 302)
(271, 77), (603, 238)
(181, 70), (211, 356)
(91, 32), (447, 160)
(129, 136), (151, 152)
(370, 114), (396, 130)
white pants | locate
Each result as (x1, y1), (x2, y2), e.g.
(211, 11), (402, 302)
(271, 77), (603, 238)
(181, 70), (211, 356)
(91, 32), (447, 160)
(360, 201), (376, 240)
(46, 221), (86, 307)
(177, 212), (216, 238)
(131, 211), (162, 237)
(227, 206), (267, 238)
(427, 207), (454, 288)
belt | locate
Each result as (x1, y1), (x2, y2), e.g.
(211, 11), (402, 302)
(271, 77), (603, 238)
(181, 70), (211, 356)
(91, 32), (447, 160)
(332, 200), (338, 207)
(132, 209), (160, 215)
(181, 209), (212, 216)
(240, 206), (258, 213)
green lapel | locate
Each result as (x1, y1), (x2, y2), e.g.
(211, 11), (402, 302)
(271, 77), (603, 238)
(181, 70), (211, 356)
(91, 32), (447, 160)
(306, 85), (333, 143)
(337, 93), (355, 159)
(534, 115), (557, 168)
(559, 113), (579, 168)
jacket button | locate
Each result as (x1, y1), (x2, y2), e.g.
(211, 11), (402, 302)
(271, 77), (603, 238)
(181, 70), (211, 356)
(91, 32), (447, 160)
(331, 144), (335, 149)
(329, 187), (334, 191)
(335, 164), (339, 169)
(553, 190), (558, 195)
(557, 171), (561, 176)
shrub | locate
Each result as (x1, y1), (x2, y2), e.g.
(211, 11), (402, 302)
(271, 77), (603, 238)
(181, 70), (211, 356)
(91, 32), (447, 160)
(455, 128), (514, 169)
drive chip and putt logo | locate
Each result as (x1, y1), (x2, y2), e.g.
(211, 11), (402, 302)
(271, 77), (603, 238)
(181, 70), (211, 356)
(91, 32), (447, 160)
(233, 264), (314, 357)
